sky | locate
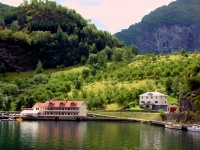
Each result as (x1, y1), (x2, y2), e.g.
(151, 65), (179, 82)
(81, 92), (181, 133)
(0, 0), (176, 34)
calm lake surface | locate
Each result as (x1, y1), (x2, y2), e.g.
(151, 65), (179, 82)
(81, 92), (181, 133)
(0, 121), (200, 150)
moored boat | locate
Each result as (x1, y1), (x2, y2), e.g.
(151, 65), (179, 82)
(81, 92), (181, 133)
(2, 118), (15, 121)
(187, 124), (200, 132)
(165, 122), (182, 130)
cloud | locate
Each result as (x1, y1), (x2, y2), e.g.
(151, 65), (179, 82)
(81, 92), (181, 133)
(61, 0), (175, 34)
(0, 0), (176, 34)
(0, 0), (22, 6)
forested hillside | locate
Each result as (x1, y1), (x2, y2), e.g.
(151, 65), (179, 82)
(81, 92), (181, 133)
(0, 0), (126, 72)
(0, 50), (200, 115)
(115, 0), (200, 54)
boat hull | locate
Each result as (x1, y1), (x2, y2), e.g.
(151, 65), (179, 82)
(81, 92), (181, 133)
(165, 125), (182, 130)
(187, 126), (200, 132)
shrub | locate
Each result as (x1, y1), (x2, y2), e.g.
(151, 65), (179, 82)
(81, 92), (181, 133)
(33, 73), (49, 84)
(158, 109), (166, 120)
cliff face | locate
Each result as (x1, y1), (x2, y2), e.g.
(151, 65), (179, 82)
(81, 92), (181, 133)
(130, 25), (200, 54)
(115, 0), (200, 54)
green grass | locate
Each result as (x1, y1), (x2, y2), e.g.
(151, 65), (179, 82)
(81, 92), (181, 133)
(89, 111), (160, 121)
(129, 106), (144, 110)
(0, 64), (88, 82)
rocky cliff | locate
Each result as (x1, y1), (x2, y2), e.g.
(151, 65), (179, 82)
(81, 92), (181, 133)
(115, 0), (200, 54)
(129, 25), (200, 54)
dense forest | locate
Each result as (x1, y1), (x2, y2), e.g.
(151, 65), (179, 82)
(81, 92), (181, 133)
(0, 0), (130, 72)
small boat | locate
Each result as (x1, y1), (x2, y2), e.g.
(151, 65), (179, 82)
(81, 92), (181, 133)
(2, 118), (15, 121)
(187, 124), (200, 132)
(165, 122), (182, 130)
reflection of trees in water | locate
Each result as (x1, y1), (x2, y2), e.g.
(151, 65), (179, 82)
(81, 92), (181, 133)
(140, 125), (163, 150)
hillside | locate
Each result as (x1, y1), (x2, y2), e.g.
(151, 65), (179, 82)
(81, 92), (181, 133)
(1, 52), (200, 115)
(115, 0), (200, 54)
(0, 1), (124, 72)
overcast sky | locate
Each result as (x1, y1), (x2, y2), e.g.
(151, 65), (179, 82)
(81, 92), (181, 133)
(0, 0), (175, 34)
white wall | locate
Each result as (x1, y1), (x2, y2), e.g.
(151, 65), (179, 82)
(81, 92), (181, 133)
(78, 103), (87, 116)
(140, 95), (168, 105)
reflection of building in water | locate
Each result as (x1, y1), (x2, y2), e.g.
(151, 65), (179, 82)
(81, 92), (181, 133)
(140, 125), (162, 150)
(35, 122), (87, 148)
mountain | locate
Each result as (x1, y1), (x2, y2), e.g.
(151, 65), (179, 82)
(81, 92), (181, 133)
(0, 1), (124, 72)
(115, 0), (200, 54)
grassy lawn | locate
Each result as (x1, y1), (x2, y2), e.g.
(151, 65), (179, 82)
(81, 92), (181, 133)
(89, 111), (160, 121)
(0, 65), (88, 82)
(93, 103), (159, 121)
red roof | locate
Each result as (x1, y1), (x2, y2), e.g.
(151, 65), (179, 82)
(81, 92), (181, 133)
(33, 100), (84, 108)
(33, 103), (44, 108)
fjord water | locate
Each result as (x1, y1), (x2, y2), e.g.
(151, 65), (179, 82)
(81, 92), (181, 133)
(0, 121), (200, 150)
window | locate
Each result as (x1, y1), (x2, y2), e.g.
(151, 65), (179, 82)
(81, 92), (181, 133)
(36, 107), (39, 110)
(147, 101), (151, 104)
(49, 101), (54, 105)
(142, 97), (143, 99)
(156, 97), (157, 99)
(71, 101), (77, 105)
(141, 101), (145, 103)
(151, 97), (153, 99)
(155, 101), (158, 103)
(146, 97), (148, 99)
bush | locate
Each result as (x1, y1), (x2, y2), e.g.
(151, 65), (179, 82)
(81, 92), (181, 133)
(158, 109), (166, 120)
(3, 84), (19, 96)
(33, 73), (49, 84)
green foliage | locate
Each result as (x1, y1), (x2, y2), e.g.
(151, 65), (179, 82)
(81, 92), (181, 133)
(3, 84), (19, 96)
(73, 78), (82, 89)
(158, 109), (166, 120)
(33, 73), (48, 84)
(0, 0), (123, 72)
(10, 21), (20, 32)
(35, 60), (44, 74)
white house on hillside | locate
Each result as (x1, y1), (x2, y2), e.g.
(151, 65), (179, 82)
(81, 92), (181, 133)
(139, 92), (168, 111)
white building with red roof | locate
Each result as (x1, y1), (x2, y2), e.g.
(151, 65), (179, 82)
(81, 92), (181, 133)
(20, 100), (87, 118)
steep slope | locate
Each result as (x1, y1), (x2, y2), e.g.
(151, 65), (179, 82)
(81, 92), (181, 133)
(0, 1), (123, 72)
(115, 0), (200, 54)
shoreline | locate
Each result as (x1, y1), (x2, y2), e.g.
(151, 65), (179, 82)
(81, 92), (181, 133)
(0, 115), (190, 131)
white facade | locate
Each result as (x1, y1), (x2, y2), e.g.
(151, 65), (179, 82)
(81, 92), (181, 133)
(20, 100), (87, 117)
(139, 92), (168, 106)
(139, 92), (168, 110)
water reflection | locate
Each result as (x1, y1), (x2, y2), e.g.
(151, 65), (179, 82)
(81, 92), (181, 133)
(140, 125), (163, 150)
(1, 121), (200, 150)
